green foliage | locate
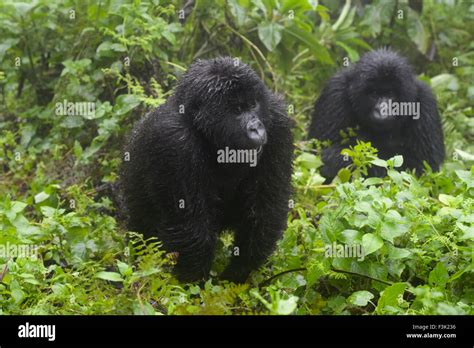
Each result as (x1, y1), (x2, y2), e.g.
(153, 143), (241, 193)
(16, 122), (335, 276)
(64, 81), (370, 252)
(0, 0), (472, 315)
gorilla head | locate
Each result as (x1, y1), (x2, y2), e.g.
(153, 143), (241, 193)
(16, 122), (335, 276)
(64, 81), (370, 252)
(348, 49), (417, 131)
(175, 57), (268, 150)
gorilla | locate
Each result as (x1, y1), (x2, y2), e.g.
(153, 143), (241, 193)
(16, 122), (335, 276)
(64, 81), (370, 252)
(120, 57), (293, 283)
(308, 48), (445, 182)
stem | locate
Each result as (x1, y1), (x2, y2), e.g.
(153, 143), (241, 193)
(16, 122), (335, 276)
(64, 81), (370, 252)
(260, 266), (393, 287)
(331, 267), (393, 286)
(259, 267), (307, 287)
(225, 25), (278, 91)
(0, 261), (9, 283)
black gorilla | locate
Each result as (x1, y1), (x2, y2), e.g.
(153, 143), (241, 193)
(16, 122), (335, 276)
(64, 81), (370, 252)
(120, 57), (293, 283)
(308, 48), (445, 182)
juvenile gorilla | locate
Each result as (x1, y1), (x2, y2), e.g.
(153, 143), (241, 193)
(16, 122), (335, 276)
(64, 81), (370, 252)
(308, 49), (445, 182)
(121, 57), (293, 283)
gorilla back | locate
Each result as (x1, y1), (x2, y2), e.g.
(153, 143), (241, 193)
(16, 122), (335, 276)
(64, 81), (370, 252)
(308, 48), (445, 182)
(120, 57), (293, 283)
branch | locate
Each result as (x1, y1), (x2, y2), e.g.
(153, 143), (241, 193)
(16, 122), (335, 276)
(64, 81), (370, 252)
(331, 267), (393, 286)
(259, 267), (307, 287)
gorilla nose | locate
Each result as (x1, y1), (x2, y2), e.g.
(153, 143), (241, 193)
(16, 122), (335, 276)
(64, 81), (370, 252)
(247, 119), (267, 146)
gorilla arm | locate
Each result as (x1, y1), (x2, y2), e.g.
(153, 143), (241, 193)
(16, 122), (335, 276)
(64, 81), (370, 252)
(141, 111), (221, 282)
(309, 73), (356, 183)
(403, 81), (445, 174)
(221, 96), (294, 283)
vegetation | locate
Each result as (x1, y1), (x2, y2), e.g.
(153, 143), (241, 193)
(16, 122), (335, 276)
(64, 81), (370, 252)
(0, 0), (472, 315)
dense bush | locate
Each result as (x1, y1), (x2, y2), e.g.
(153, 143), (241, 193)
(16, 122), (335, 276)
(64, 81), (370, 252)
(0, 0), (472, 315)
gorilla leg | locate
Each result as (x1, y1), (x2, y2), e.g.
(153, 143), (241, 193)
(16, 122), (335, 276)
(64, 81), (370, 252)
(222, 175), (290, 282)
(221, 214), (283, 283)
(161, 219), (219, 282)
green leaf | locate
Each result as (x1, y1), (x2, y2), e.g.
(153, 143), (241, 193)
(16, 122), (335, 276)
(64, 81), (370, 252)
(11, 286), (25, 304)
(438, 194), (456, 206)
(95, 271), (124, 282)
(332, 0), (351, 31)
(96, 42), (126, 55)
(228, 0), (247, 26)
(11, 201), (27, 213)
(348, 290), (374, 306)
(297, 152), (321, 169)
(258, 22), (283, 51)
(431, 74), (459, 92)
(0, 38), (19, 61)
(14, 2), (36, 16)
(459, 224), (474, 240)
(455, 170), (474, 188)
(283, 25), (333, 65)
(40, 206), (64, 218)
(252, 0), (267, 16)
(406, 8), (429, 54)
(341, 229), (363, 244)
(388, 169), (403, 185)
(381, 210), (409, 243)
(362, 233), (384, 256)
(335, 41), (359, 62)
(73, 140), (83, 161)
(454, 149), (474, 161)
(306, 262), (325, 287)
(110, 43), (127, 52)
(189, 285), (200, 295)
(332, 0), (355, 31)
(114, 94), (141, 115)
(429, 262), (449, 288)
(117, 260), (133, 277)
(281, 0), (313, 13)
(59, 116), (84, 128)
(387, 246), (411, 259)
(337, 168), (351, 183)
(20, 124), (36, 147)
(276, 296), (298, 315)
(391, 155), (404, 168)
(371, 158), (387, 168)
(369, 263), (388, 281)
(376, 282), (406, 312)
(133, 301), (156, 315)
(61, 59), (92, 76)
(364, 177), (384, 185)
(34, 191), (50, 204)
(96, 41), (113, 55)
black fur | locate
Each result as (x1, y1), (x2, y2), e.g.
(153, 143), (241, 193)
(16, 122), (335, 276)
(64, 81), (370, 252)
(120, 57), (293, 283)
(308, 48), (445, 182)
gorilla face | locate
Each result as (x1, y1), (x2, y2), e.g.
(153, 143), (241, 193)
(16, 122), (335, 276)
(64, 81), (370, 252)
(361, 78), (402, 129)
(349, 49), (417, 131)
(203, 86), (269, 150)
(175, 57), (269, 150)
(217, 99), (268, 149)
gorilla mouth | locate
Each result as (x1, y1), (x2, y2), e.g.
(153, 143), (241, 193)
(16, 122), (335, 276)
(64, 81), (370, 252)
(246, 119), (267, 147)
(248, 132), (267, 147)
